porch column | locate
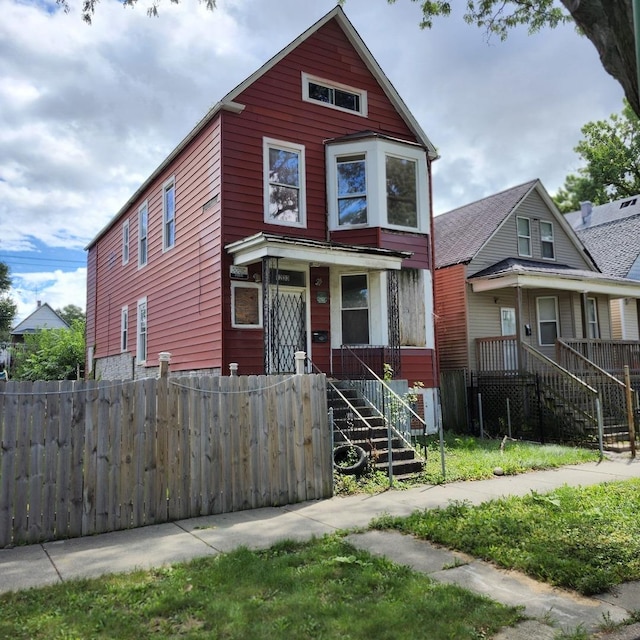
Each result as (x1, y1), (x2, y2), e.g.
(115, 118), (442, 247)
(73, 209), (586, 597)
(516, 286), (524, 372)
(386, 269), (401, 377)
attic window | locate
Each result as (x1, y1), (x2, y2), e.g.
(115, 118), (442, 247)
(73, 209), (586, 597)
(302, 73), (367, 116)
(620, 198), (637, 208)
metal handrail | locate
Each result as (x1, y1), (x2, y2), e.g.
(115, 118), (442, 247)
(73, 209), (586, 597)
(306, 359), (378, 448)
(339, 347), (426, 458)
(341, 345), (428, 432)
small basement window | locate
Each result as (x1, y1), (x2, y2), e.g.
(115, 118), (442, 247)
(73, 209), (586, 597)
(302, 73), (367, 116)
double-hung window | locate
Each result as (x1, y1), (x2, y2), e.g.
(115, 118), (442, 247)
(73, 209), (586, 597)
(540, 220), (555, 259)
(264, 138), (306, 227)
(138, 202), (148, 267)
(137, 297), (147, 363)
(163, 179), (175, 250)
(537, 296), (558, 346)
(587, 298), (599, 339)
(517, 217), (532, 257)
(386, 155), (418, 228)
(121, 306), (128, 352)
(122, 220), (130, 265)
(337, 154), (367, 225)
(341, 274), (370, 344)
(327, 137), (427, 232)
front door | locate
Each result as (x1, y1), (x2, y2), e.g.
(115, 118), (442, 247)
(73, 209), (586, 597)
(501, 307), (517, 370)
(267, 288), (306, 373)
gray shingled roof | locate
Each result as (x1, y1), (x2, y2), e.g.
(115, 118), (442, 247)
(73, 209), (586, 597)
(434, 180), (538, 269)
(565, 195), (640, 230)
(577, 213), (640, 278)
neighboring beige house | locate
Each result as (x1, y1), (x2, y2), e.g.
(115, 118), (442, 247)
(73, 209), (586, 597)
(434, 180), (640, 374)
(565, 196), (640, 341)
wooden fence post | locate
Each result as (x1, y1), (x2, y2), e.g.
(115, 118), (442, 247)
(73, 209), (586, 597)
(624, 365), (636, 458)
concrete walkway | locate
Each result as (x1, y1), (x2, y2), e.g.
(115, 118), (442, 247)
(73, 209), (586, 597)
(2, 457), (640, 639)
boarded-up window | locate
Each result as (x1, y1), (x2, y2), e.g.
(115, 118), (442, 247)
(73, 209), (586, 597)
(232, 283), (262, 328)
(399, 269), (426, 346)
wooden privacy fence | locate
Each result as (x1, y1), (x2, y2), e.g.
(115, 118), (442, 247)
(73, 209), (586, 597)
(0, 373), (331, 547)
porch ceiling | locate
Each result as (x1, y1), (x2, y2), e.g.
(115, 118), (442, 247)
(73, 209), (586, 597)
(226, 232), (410, 270)
(469, 259), (640, 299)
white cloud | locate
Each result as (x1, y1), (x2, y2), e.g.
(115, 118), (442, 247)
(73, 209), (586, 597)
(10, 268), (87, 323)
(0, 0), (626, 311)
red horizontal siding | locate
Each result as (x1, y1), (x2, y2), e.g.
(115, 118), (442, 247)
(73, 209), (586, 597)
(400, 349), (437, 389)
(221, 19), (420, 248)
(434, 264), (469, 371)
(89, 117), (223, 371)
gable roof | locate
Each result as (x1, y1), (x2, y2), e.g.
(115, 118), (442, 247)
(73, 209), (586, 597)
(11, 303), (69, 335)
(435, 179), (597, 271)
(87, 6), (437, 249)
(576, 213), (640, 279)
(434, 180), (537, 269)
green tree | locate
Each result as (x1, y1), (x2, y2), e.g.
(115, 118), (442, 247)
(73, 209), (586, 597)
(56, 304), (86, 326)
(0, 262), (17, 339)
(13, 319), (86, 381)
(553, 101), (640, 213)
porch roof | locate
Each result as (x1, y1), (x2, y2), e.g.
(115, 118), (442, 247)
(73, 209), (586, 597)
(225, 232), (411, 269)
(468, 258), (640, 298)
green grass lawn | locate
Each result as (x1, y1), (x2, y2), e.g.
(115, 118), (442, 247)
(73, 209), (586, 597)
(0, 536), (523, 640)
(372, 478), (640, 596)
(335, 432), (601, 494)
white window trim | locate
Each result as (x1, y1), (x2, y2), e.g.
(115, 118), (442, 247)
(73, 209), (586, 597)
(231, 282), (263, 329)
(536, 296), (559, 347)
(122, 219), (130, 265)
(587, 297), (599, 339)
(301, 72), (368, 117)
(540, 220), (555, 261)
(162, 178), (176, 251)
(263, 138), (307, 229)
(137, 297), (147, 363)
(326, 138), (429, 233)
(121, 306), (128, 352)
(138, 201), (148, 268)
(517, 216), (532, 258)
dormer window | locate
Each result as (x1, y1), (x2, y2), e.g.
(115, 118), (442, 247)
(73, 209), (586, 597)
(302, 73), (367, 117)
(327, 136), (428, 232)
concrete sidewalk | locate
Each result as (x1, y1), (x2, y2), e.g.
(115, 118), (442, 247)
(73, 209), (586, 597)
(2, 457), (640, 638)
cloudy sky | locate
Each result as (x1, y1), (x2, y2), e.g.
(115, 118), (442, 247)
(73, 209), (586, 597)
(0, 0), (624, 322)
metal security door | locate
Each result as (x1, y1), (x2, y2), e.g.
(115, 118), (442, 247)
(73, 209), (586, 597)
(267, 289), (306, 374)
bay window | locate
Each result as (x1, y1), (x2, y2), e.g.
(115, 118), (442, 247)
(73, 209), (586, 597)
(327, 136), (428, 232)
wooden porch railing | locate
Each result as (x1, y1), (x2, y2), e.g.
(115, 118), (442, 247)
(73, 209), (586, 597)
(562, 339), (640, 376)
(521, 343), (602, 443)
(476, 336), (518, 372)
(557, 339), (636, 444)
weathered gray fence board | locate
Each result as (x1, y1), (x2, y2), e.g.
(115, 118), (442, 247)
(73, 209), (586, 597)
(0, 373), (331, 546)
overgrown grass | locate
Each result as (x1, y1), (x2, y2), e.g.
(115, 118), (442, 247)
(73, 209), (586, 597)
(334, 432), (600, 495)
(372, 479), (640, 595)
(0, 536), (523, 640)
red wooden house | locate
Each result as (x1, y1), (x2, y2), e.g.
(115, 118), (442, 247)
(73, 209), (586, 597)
(85, 7), (439, 427)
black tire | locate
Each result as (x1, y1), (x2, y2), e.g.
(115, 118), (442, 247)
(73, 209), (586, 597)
(333, 444), (368, 475)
